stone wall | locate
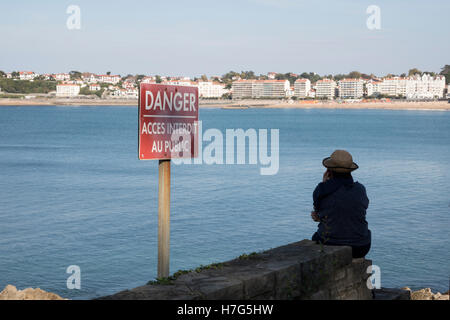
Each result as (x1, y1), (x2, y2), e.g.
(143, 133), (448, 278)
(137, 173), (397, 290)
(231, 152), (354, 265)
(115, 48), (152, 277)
(98, 240), (373, 300)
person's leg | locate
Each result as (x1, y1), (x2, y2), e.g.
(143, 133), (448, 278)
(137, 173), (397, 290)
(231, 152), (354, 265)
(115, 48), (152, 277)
(351, 242), (371, 258)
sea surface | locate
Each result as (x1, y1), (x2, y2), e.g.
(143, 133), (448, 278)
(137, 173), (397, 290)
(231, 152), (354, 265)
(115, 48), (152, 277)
(0, 106), (449, 299)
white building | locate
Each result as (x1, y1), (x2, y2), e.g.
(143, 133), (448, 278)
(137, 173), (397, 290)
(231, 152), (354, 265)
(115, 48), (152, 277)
(378, 77), (406, 97)
(366, 79), (382, 97)
(41, 74), (53, 81)
(54, 73), (71, 81)
(197, 81), (228, 98)
(231, 80), (253, 98)
(315, 79), (336, 99)
(267, 72), (277, 80)
(19, 71), (37, 81)
(338, 78), (364, 99)
(56, 84), (80, 97)
(122, 80), (136, 89)
(294, 79), (311, 98)
(111, 88), (138, 99)
(163, 79), (195, 86)
(89, 84), (101, 91)
(97, 74), (121, 84)
(375, 74), (446, 99)
(406, 74), (446, 99)
(232, 80), (290, 99)
(141, 76), (156, 84)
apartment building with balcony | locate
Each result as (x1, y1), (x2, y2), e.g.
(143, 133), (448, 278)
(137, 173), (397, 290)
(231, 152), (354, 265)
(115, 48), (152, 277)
(56, 84), (80, 97)
(315, 79), (336, 99)
(294, 79), (311, 98)
(232, 80), (289, 99)
(338, 78), (364, 99)
(197, 81), (228, 98)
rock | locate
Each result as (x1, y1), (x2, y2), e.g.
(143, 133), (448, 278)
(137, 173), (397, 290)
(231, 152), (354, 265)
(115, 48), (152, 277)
(0, 285), (65, 300)
(410, 288), (449, 300)
(401, 286), (411, 291)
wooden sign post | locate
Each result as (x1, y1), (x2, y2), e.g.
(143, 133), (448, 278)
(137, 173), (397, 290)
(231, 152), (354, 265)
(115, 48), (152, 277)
(138, 83), (199, 279)
(157, 159), (171, 278)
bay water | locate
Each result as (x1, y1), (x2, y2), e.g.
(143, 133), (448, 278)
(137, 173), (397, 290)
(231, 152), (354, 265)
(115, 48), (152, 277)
(0, 106), (449, 299)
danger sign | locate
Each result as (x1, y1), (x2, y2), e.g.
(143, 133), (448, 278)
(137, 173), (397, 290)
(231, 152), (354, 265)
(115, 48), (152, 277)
(138, 83), (199, 160)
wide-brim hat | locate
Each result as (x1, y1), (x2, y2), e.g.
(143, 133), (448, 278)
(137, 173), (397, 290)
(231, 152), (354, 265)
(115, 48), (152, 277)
(322, 150), (358, 173)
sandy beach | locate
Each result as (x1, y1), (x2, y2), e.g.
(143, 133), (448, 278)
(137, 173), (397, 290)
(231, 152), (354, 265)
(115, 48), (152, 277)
(0, 97), (449, 111)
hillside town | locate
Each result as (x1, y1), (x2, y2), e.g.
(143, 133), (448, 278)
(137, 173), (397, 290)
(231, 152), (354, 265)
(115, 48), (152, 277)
(0, 68), (449, 101)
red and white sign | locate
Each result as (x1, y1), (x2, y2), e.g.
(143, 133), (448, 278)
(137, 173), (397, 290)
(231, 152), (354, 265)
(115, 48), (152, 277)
(138, 83), (199, 160)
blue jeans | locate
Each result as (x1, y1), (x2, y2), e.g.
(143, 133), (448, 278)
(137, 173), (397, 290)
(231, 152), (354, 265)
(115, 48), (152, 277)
(312, 232), (371, 258)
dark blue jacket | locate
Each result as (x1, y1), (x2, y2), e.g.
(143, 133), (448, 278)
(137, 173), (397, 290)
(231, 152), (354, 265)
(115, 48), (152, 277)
(313, 176), (371, 247)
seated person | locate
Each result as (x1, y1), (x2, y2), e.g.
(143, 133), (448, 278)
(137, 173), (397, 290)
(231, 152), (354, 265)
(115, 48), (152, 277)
(311, 150), (371, 258)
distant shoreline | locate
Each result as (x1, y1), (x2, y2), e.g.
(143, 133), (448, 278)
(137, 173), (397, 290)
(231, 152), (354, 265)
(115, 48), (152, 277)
(0, 98), (449, 111)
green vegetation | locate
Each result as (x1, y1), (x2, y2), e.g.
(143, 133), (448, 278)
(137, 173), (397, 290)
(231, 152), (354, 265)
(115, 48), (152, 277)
(440, 65), (450, 84)
(275, 73), (301, 85)
(0, 78), (56, 94)
(238, 252), (259, 260)
(69, 70), (82, 80)
(146, 262), (224, 286)
(194, 263), (224, 273)
(147, 277), (175, 285)
(408, 68), (422, 76)
(135, 74), (146, 82)
(221, 92), (232, 99)
(0, 93), (25, 99)
(79, 86), (104, 98)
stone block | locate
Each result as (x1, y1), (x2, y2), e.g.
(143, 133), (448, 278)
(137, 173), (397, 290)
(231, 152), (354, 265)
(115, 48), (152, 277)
(96, 240), (376, 300)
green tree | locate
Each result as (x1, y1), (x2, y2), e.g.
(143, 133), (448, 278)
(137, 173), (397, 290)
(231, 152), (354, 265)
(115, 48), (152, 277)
(300, 72), (322, 83)
(135, 74), (145, 82)
(221, 71), (240, 88)
(222, 71), (240, 81)
(333, 74), (346, 81)
(348, 71), (362, 79)
(275, 72), (299, 86)
(422, 71), (436, 76)
(69, 71), (82, 80)
(155, 75), (162, 83)
(408, 68), (422, 76)
(239, 70), (256, 79)
(0, 78), (56, 94)
(440, 65), (450, 84)
(79, 86), (91, 95)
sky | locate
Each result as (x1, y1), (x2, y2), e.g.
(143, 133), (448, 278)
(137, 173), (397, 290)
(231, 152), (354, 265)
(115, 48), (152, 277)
(0, 0), (449, 78)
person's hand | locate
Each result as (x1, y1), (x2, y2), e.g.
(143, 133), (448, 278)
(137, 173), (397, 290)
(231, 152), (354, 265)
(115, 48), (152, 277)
(311, 211), (320, 222)
(323, 169), (332, 183)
